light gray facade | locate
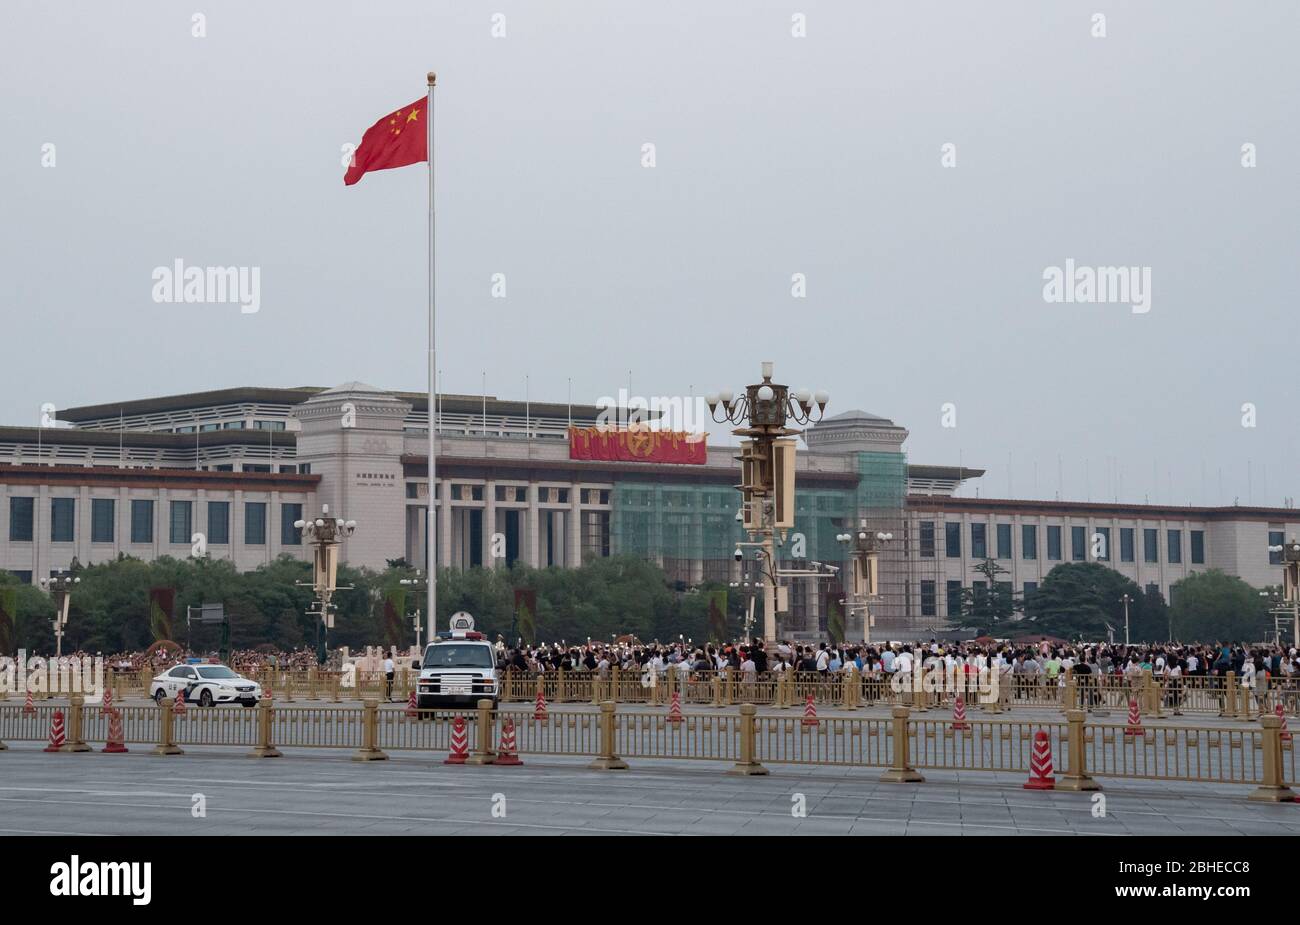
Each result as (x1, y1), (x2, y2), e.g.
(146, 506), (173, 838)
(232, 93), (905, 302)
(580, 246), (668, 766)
(1, 382), (1297, 640)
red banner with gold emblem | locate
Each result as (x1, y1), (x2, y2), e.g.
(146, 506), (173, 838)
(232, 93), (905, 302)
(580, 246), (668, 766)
(568, 426), (707, 464)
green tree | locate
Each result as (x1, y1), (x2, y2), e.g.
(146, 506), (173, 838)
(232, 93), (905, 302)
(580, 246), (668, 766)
(1167, 570), (1268, 642)
(958, 559), (1021, 634)
(0, 571), (55, 654)
(1024, 562), (1150, 641)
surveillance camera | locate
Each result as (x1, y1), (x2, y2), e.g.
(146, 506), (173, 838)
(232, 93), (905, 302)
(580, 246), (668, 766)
(734, 548), (743, 562)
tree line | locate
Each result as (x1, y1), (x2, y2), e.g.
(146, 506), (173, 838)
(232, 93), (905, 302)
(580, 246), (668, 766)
(0, 554), (1277, 656)
(0, 554), (744, 655)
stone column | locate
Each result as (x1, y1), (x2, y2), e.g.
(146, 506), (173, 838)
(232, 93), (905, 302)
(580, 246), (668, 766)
(526, 484), (540, 567)
(483, 481), (496, 568)
(438, 478), (452, 568)
(568, 485), (583, 567)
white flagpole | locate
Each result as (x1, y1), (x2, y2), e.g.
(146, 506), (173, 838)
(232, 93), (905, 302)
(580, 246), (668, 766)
(426, 71), (437, 646)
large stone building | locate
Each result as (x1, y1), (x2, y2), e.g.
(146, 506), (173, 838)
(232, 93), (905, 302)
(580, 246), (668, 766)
(2, 383), (1297, 639)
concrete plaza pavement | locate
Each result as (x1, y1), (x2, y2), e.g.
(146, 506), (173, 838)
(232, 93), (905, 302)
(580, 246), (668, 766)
(0, 742), (1296, 836)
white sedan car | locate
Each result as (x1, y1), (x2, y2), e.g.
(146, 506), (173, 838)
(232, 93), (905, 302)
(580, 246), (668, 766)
(150, 664), (261, 707)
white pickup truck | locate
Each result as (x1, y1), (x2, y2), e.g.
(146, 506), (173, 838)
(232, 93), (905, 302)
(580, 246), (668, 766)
(415, 631), (500, 710)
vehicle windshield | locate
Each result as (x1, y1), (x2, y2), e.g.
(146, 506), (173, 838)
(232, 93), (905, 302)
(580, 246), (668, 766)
(195, 666), (238, 679)
(422, 644), (494, 669)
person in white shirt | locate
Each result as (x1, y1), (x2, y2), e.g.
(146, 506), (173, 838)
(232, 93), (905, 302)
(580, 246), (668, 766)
(1166, 658), (1184, 714)
(383, 651), (396, 702)
(815, 646), (830, 674)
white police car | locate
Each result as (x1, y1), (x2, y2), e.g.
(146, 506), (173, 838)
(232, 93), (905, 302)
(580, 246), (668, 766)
(416, 631), (500, 710)
(150, 663), (261, 707)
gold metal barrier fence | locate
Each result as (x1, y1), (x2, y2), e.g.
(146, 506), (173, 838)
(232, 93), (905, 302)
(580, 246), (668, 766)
(2, 699), (1294, 800)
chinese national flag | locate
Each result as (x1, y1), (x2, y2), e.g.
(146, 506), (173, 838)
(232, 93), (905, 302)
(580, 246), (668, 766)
(344, 97), (427, 185)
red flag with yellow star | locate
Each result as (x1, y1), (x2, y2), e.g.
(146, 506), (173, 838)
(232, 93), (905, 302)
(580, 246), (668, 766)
(344, 97), (427, 185)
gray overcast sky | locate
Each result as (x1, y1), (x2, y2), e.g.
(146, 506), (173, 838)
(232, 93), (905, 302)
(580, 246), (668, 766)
(2, 0), (1296, 506)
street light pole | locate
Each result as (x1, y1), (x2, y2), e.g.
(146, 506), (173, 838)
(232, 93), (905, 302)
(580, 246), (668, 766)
(707, 361), (828, 643)
(295, 504), (357, 664)
(40, 573), (80, 659)
(1269, 535), (1300, 649)
(837, 523), (892, 644)
(1119, 593), (1132, 647)
(400, 572), (427, 650)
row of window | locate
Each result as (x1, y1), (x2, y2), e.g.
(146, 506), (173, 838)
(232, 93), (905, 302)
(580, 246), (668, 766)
(405, 483), (613, 505)
(920, 521), (1205, 566)
(918, 579), (1164, 617)
(172, 420), (286, 434)
(7, 498), (303, 547)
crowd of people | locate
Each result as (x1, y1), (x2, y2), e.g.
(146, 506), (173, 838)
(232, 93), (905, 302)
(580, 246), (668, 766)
(23, 637), (1300, 711)
(494, 637), (1300, 709)
(34, 646), (332, 675)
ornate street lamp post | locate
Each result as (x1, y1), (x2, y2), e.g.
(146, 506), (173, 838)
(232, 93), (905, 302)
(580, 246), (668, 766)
(1267, 535), (1300, 648)
(399, 571), (427, 650)
(40, 572), (80, 658)
(707, 362), (828, 642)
(294, 504), (357, 664)
(836, 523), (893, 644)
(729, 575), (759, 642)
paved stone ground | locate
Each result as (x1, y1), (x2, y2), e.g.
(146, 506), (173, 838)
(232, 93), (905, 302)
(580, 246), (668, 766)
(0, 741), (1296, 836)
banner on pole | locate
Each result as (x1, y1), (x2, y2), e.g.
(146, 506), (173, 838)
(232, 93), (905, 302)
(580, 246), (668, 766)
(514, 588), (537, 644)
(148, 587), (175, 642)
(707, 589), (729, 643)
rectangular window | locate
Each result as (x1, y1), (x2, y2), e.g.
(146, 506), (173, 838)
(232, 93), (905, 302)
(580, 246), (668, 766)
(971, 523), (987, 559)
(281, 503), (303, 546)
(50, 498), (75, 542)
(1120, 528), (1135, 563)
(1070, 525), (1086, 561)
(1144, 528), (1159, 563)
(208, 501), (230, 545)
(946, 580), (962, 616)
(91, 498), (115, 543)
(169, 500), (192, 545)
(245, 502), (267, 545)
(1047, 526), (1062, 561)
(945, 522), (961, 558)
(1190, 530), (1205, 564)
(9, 497), (34, 542)
(920, 580), (936, 617)
(1021, 524), (1037, 560)
(1024, 580), (1038, 599)
(1167, 529), (1182, 564)
(1269, 530), (1284, 565)
(996, 523), (1012, 559)
(131, 500), (154, 543)
(919, 521), (935, 558)
(1095, 526), (1111, 561)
